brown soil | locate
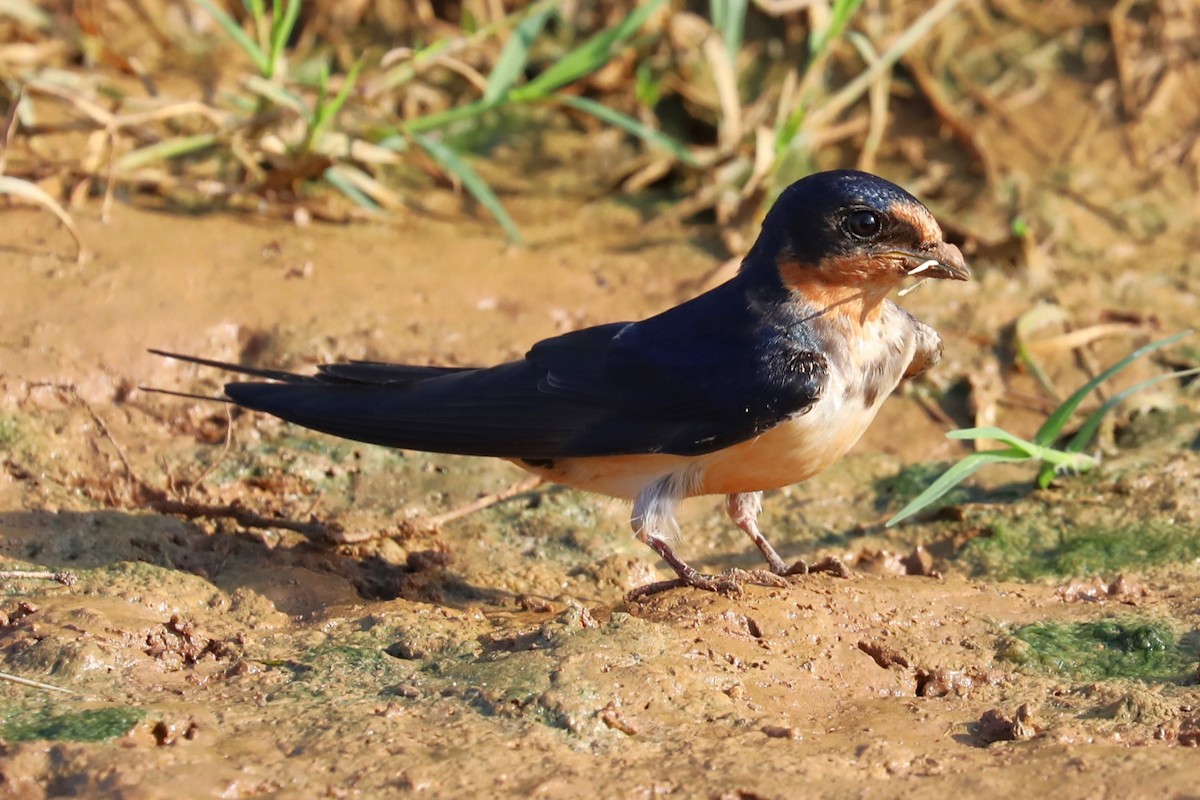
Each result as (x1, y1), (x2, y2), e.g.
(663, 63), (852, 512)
(4, 6), (1200, 799)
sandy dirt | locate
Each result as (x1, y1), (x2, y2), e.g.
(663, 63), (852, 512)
(4, 7), (1200, 799)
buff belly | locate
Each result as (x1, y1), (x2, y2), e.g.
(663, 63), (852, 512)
(511, 373), (893, 501)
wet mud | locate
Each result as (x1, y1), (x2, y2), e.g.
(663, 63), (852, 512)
(4, 24), (1200, 799)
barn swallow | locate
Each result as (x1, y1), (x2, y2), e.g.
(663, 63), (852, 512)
(152, 170), (968, 596)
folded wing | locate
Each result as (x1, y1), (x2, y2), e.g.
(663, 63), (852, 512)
(157, 281), (828, 458)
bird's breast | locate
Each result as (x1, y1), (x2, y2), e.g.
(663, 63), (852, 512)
(696, 369), (883, 494)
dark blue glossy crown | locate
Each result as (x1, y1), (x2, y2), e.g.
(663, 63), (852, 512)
(749, 170), (926, 267)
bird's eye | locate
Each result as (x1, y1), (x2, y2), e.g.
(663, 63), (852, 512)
(844, 210), (883, 240)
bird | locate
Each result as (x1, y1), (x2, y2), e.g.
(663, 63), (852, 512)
(151, 170), (968, 597)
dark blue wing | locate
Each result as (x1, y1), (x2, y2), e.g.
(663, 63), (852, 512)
(176, 277), (828, 458)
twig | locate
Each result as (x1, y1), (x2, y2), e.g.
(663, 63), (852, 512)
(808, 0), (966, 130)
(146, 497), (331, 539)
(1107, 0), (1145, 167)
(0, 85), (22, 175)
(30, 383), (145, 489)
(912, 393), (958, 430)
(849, 35), (891, 173)
(0, 570), (78, 586)
(945, 62), (1057, 166)
(337, 475), (547, 544)
(188, 405), (233, 497)
(424, 475), (545, 529)
(0, 671), (78, 695)
(903, 56), (999, 183)
(1023, 323), (1146, 355)
(25, 82), (229, 131)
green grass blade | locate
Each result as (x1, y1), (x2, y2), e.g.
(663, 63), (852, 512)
(244, 75), (311, 120)
(483, 2), (555, 105)
(557, 95), (697, 166)
(510, 0), (666, 100)
(322, 165), (382, 212)
(810, 0), (863, 55)
(412, 133), (523, 245)
(946, 426), (1040, 456)
(1066, 367), (1200, 455)
(115, 133), (219, 171)
(1035, 366), (1200, 488)
(369, 0), (561, 95)
(774, 106), (806, 159)
(402, 100), (493, 134)
(886, 449), (1027, 527)
(193, 0), (267, 74)
(309, 60), (363, 150)
(710, 0), (748, 59)
(267, 0), (302, 80)
(1033, 330), (1193, 446)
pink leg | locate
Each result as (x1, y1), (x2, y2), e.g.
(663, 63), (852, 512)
(725, 492), (793, 575)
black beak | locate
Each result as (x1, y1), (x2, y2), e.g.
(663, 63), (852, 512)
(917, 241), (970, 281)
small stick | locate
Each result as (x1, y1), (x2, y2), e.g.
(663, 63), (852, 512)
(30, 383), (146, 490)
(0, 570), (78, 586)
(145, 497), (331, 540)
(0, 85), (22, 175)
(808, 0), (966, 130)
(424, 475), (545, 529)
(338, 475), (548, 544)
(898, 259), (940, 297)
(188, 405), (234, 497)
(904, 55), (1002, 187)
(0, 671), (78, 695)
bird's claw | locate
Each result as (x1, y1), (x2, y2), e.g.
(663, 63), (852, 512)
(625, 573), (742, 601)
(626, 566), (796, 601)
(728, 568), (790, 588)
(805, 555), (851, 578)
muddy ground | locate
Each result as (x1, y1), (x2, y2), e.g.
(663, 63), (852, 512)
(4, 7), (1200, 800)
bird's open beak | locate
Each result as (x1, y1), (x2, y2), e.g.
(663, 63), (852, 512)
(903, 241), (970, 281)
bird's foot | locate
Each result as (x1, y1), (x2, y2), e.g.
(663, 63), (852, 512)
(782, 555), (851, 579)
(625, 571), (741, 601)
(625, 567), (792, 602)
(733, 568), (791, 588)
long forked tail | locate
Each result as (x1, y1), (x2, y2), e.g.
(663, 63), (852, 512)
(148, 349), (314, 383)
(148, 349), (474, 387)
(143, 348), (590, 458)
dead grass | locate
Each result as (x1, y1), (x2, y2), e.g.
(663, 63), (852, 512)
(6, 0), (1191, 257)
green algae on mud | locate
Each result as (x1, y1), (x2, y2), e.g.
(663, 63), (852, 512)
(1000, 619), (1197, 682)
(872, 461), (970, 516)
(886, 448), (1200, 581)
(1, 705), (145, 743)
(0, 414), (22, 450)
(960, 519), (1200, 581)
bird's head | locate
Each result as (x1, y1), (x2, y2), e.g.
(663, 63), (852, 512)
(746, 170), (969, 299)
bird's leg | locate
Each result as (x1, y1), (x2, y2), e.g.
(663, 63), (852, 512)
(629, 517), (742, 597)
(626, 478), (741, 598)
(724, 492), (792, 575)
(725, 492), (850, 579)
(636, 533), (733, 593)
